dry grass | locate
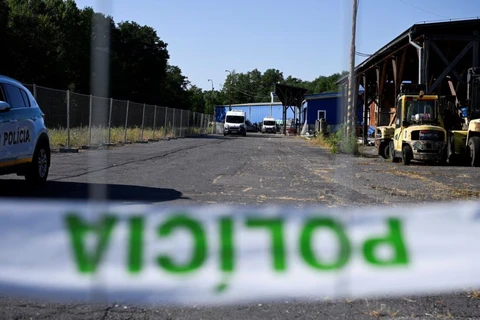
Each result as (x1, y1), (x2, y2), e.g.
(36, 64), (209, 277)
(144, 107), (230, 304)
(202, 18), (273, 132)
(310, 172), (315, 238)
(465, 289), (480, 300)
(384, 169), (480, 201)
(310, 134), (339, 153)
(48, 126), (208, 149)
(362, 302), (401, 319)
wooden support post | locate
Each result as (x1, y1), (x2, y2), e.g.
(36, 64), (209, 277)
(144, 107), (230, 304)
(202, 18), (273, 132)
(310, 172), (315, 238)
(363, 74), (368, 145)
(396, 49), (407, 95)
(473, 30), (479, 67)
(424, 38), (430, 91)
(391, 56), (397, 95)
(376, 65), (380, 127)
(378, 62), (387, 126)
(456, 65), (468, 95)
(429, 74), (435, 89)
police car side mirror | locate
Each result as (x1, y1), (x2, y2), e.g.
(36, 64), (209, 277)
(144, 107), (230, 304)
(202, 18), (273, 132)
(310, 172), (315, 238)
(0, 101), (11, 112)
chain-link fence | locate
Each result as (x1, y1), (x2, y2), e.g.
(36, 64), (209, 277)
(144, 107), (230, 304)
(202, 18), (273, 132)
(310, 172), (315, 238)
(22, 84), (213, 149)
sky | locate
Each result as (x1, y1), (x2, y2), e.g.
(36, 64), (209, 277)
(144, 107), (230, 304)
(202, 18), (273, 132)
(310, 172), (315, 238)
(75, 0), (480, 92)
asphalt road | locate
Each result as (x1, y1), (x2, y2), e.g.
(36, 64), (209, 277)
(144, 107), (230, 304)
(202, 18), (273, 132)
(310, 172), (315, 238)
(1, 132), (480, 319)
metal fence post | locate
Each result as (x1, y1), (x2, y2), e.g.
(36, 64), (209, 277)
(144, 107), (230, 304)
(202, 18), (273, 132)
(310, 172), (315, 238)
(164, 107), (168, 138)
(88, 94), (92, 145)
(201, 113), (204, 134)
(193, 112), (196, 132)
(108, 98), (113, 145)
(173, 108), (176, 137)
(205, 113), (208, 134)
(141, 103), (146, 141)
(187, 110), (190, 136)
(152, 105), (157, 140)
(124, 100), (129, 143)
(205, 114), (208, 134)
(180, 109), (183, 137)
(213, 106), (216, 134)
(33, 84), (37, 100)
(208, 114), (211, 134)
(66, 90), (70, 149)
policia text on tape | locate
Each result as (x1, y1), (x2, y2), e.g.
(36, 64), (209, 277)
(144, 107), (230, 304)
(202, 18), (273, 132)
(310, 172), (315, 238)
(66, 214), (407, 274)
(0, 201), (480, 305)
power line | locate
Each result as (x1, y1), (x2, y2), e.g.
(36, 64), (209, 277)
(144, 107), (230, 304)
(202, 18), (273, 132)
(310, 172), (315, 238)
(398, 0), (447, 19)
(231, 86), (265, 100)
(356, 51), (372, 57)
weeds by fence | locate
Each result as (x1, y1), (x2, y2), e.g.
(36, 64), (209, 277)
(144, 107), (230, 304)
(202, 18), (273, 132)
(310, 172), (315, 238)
(311, 123), (359, 154)
(22, 84), (213, 149)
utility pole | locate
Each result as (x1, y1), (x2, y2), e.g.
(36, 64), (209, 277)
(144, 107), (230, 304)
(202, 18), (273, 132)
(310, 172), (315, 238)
(225, 70), (232, 111)
(347, 0), (358, 138)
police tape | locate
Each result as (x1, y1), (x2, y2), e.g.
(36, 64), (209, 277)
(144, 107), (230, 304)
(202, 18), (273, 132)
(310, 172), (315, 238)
(0, 199), (480, 305)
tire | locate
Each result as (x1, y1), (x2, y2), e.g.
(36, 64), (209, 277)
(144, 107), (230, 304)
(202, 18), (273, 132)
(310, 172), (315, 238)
(468, 136), (480, 167)
(379, 142), (388, 159)
(389, 141), (399, 163)
(384, 144), (390, 159)
(402, 145), (412, 166)
(439, 144), (448, 166)
(25, 139), (50, 186)
(447, 135), (456, 165)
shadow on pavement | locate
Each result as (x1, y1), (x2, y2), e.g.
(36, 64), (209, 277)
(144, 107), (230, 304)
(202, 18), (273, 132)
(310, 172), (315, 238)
(244, 133), (284, 138)
(185, 134), (228, 140)
(0, 180), (185, 202)
(186, 133), (286, 139)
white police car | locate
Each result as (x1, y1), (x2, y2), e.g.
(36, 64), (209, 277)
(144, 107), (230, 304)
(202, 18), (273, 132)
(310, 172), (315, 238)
(0, 75), (50, 185)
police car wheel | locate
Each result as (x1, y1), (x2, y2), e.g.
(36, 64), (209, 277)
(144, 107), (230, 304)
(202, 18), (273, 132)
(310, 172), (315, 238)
(25, 140), (50, 185)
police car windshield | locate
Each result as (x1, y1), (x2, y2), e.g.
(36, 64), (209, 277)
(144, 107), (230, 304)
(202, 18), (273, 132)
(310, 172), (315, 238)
(226, 116), (244, 123)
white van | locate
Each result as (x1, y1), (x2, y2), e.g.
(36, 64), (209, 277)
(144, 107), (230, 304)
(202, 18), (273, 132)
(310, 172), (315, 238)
(262, 116), (277, 134)
(224, 110), (246, 136)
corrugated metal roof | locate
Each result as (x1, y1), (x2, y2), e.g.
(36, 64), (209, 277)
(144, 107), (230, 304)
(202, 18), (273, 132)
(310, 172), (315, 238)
(304, 92), (340, 100)
(216, 102), (284, 107)
(304, 89), (364, 101)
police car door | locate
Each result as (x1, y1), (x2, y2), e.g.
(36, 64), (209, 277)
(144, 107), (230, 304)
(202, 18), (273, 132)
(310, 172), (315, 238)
(0, 83), (32, 163)
(0, 83), (19, 164)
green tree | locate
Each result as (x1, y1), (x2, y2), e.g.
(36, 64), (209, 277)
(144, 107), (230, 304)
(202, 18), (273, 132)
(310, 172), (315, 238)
(4, 0), (58, 84)
(111, 21), (169, 104)
(187, 85), (205, 113)
(0, 0), (10, 73)
(161, 64), (190, 109)
(261, 68), (284, 100)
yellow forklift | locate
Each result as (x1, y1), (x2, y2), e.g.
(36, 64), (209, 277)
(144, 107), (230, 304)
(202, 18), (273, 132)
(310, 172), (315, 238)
(443, 67), (480, 166)
(389, 84), (447, 165)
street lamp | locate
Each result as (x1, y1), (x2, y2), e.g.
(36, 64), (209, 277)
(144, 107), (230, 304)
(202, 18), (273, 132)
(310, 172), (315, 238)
(208, 79), (215, 134)
(225, 70), (232, 111)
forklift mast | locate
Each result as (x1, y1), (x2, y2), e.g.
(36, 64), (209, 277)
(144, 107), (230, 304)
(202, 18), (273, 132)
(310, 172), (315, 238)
(467, 67), (480, 121)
